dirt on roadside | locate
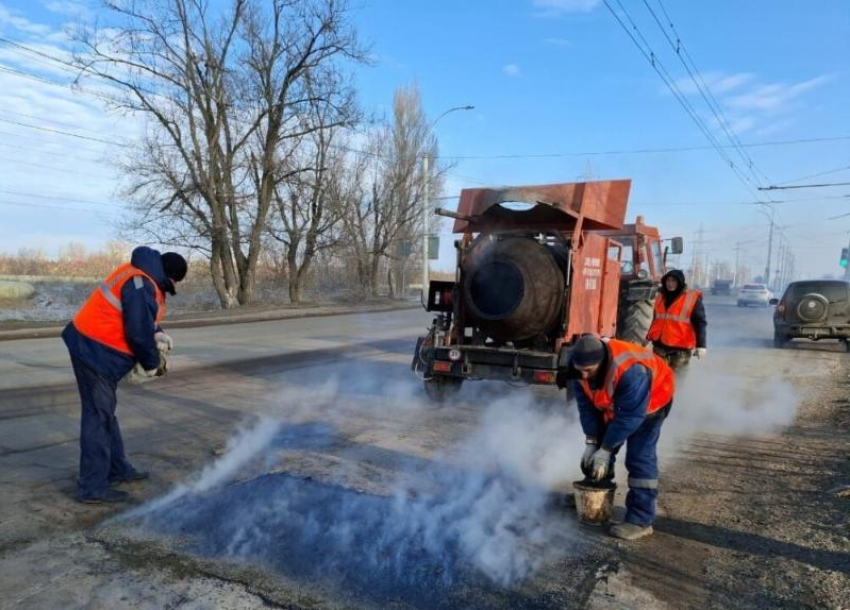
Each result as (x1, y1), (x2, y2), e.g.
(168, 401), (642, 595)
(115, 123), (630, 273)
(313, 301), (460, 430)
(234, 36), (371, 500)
(619, 353), (850, 610)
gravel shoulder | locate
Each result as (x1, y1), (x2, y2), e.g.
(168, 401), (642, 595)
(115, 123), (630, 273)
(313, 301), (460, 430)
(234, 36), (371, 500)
(619, 347), (850, 609)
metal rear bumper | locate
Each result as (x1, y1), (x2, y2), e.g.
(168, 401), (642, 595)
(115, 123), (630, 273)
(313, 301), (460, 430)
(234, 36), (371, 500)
(432, 345), (560, 384)
(776, 324), (850, 339)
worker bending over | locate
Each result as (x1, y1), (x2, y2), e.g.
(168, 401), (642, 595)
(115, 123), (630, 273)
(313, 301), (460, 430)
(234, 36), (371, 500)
(568, 335), (674, 540)
(63, 246), (186, 504)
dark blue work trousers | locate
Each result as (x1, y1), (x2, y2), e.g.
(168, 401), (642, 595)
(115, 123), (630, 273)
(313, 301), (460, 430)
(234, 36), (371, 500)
(584, 404), (670, 527)
(70, 354), (133, 497)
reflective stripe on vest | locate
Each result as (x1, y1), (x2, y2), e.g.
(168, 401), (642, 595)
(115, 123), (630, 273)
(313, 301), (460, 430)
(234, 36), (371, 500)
(647, 289), (700, 349)
(97, 267), (138, 312)
(73, 263), (165, 356)
(579, 339), (675, 422)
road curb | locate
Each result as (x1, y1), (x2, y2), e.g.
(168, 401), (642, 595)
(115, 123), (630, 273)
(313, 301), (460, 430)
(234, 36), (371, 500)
(0, 301), (421, 342)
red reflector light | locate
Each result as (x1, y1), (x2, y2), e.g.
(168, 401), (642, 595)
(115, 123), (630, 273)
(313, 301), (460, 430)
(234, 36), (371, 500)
(776, 301), (786, 314)
(533, 371), (556, 384)
(433, 361), (452, 373)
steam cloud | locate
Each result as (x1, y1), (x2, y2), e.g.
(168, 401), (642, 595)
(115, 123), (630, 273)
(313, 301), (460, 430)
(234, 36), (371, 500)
(125, 323), (804, 597)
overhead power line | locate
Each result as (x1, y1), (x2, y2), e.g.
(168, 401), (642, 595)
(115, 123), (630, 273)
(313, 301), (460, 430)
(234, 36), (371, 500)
(773, 164), (850, 186)
(0, 188), (116, 207)
(643, 0), (770, 186)
(602, 0), (766, 203)
(0, 199), (119, 216)
(0, 108), (114, 137)
(0, 117), (122, 145)
(0, 138), (104, 161)
(437, 136), (850, 160)
(0, 154), (111, 178)
(759, 181), (850, 191)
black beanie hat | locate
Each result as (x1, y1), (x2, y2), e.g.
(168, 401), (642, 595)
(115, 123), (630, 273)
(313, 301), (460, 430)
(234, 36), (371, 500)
(161, 252), (188, 283)
(571, 335), (606, 367)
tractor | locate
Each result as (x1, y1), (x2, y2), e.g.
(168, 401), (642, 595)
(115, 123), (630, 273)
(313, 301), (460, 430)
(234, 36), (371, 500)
(411, 180), (682, 402)
(598, 216), (683, 346)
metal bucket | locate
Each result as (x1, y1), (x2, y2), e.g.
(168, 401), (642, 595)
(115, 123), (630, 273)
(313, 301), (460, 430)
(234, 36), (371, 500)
(573, 480), (615, 525)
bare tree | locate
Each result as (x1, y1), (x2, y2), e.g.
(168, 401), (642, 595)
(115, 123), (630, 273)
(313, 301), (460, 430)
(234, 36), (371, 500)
(267, 108), (350, 304)
(75, 0), (364, 307)
(339, 83), (446, 298)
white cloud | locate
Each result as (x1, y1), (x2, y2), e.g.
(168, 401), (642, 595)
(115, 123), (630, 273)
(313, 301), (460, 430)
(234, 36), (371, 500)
(673, 71), (756, 96)
(667, 70), (831, 136)
(543, 37), (571, 47)
(752, 118), (795, 138)
(42, 0), (91, 17)
(533, 0), (601, 16)
(503, 63), (521, 77)
(0, 3), (53, 35)
(726, 75), (831, 111)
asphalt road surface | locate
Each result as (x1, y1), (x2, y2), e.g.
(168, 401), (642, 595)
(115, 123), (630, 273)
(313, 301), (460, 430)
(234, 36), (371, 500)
(1, 299), (848, 609)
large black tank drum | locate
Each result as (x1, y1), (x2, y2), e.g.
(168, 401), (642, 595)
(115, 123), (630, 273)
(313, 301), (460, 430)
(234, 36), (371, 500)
(462, 236), (565, 342)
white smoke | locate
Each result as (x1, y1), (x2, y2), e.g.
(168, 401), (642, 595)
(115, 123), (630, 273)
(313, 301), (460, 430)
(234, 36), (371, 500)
(123, 416), (283, 519)
(658, 347), (801, 459)
(375, 391), (585, 585)
(123, 317), (805, 589)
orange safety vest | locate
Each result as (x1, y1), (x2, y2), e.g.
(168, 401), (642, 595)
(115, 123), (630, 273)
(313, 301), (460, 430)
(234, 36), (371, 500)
(579, 339), (674, 423)
(73, 263), (166, 356)
(646, 289), (701, 350)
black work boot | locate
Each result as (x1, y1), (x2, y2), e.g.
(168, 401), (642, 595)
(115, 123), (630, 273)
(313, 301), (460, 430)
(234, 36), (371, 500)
(109, 470), (150, 486)
(75, 488), (130, 505)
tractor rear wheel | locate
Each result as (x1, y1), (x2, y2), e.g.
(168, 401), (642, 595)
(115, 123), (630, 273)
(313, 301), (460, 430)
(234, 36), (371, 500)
(617, 300), (654, 346)
(424, 376), (463, 403)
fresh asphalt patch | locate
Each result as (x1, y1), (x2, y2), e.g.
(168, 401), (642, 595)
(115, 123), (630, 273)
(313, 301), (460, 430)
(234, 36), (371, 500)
(93, 452), (613, 609)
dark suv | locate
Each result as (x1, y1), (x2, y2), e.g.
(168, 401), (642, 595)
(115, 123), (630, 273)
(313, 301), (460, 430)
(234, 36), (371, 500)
(771, 280), (850, 350)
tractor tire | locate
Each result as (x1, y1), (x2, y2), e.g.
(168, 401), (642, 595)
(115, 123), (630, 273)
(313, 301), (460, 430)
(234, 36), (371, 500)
(617, 300), (654, 346)
(424, 376), (463, 403)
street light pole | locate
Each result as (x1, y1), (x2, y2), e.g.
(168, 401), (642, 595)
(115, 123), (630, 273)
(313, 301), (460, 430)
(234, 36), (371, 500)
(421, 105), (474, 297)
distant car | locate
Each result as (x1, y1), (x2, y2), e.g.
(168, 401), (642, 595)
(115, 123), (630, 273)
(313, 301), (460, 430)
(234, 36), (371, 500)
(711, 279), (733, 296)
(737, 283), (771, 307)
(772, 280), (850, 350)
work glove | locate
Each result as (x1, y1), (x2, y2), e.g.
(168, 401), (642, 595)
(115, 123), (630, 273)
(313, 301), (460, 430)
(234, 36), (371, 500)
(692, 347), (707, 359)
(581, 438), (598, 471)
(154, 331), (173, 353)
(590, 448), (612, 481)
(125, 363), (160, 384)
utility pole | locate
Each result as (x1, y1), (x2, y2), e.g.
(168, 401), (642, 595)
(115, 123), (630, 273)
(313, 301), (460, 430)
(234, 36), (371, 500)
(733, 242), (745, 287)
(757, 205), (775, 286)
(422, 151), (430, 294)
(785, 249), (793, 286)
(690, 224), (706, 287)
(421, 105), (474, 295)
(765, 215), (774, 287)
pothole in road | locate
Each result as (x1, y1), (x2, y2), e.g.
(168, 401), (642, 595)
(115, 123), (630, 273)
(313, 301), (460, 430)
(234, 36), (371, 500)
(101, 471), (602, 609)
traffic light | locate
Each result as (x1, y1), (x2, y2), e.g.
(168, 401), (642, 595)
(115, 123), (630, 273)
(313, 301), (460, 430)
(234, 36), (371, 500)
(841, 248), (849, 269)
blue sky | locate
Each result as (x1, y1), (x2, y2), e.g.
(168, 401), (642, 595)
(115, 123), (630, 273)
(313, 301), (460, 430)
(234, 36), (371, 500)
(0, 0), (848, 279)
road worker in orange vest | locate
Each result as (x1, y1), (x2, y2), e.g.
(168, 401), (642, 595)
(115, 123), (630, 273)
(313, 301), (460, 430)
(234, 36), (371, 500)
(566, 335), (674, 540)
(646, 269), (707, 370)
(62, 247), (187, 504)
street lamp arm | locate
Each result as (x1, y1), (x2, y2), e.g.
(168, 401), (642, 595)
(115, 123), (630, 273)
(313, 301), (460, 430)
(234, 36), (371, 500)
(429, 105), (475, 132)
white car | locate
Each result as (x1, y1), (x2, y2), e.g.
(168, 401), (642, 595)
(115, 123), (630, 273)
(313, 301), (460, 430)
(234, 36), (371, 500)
(737, 283), (771, 307)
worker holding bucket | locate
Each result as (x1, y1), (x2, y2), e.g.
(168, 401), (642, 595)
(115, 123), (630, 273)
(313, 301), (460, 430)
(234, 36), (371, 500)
(564, 335), (674, 540)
